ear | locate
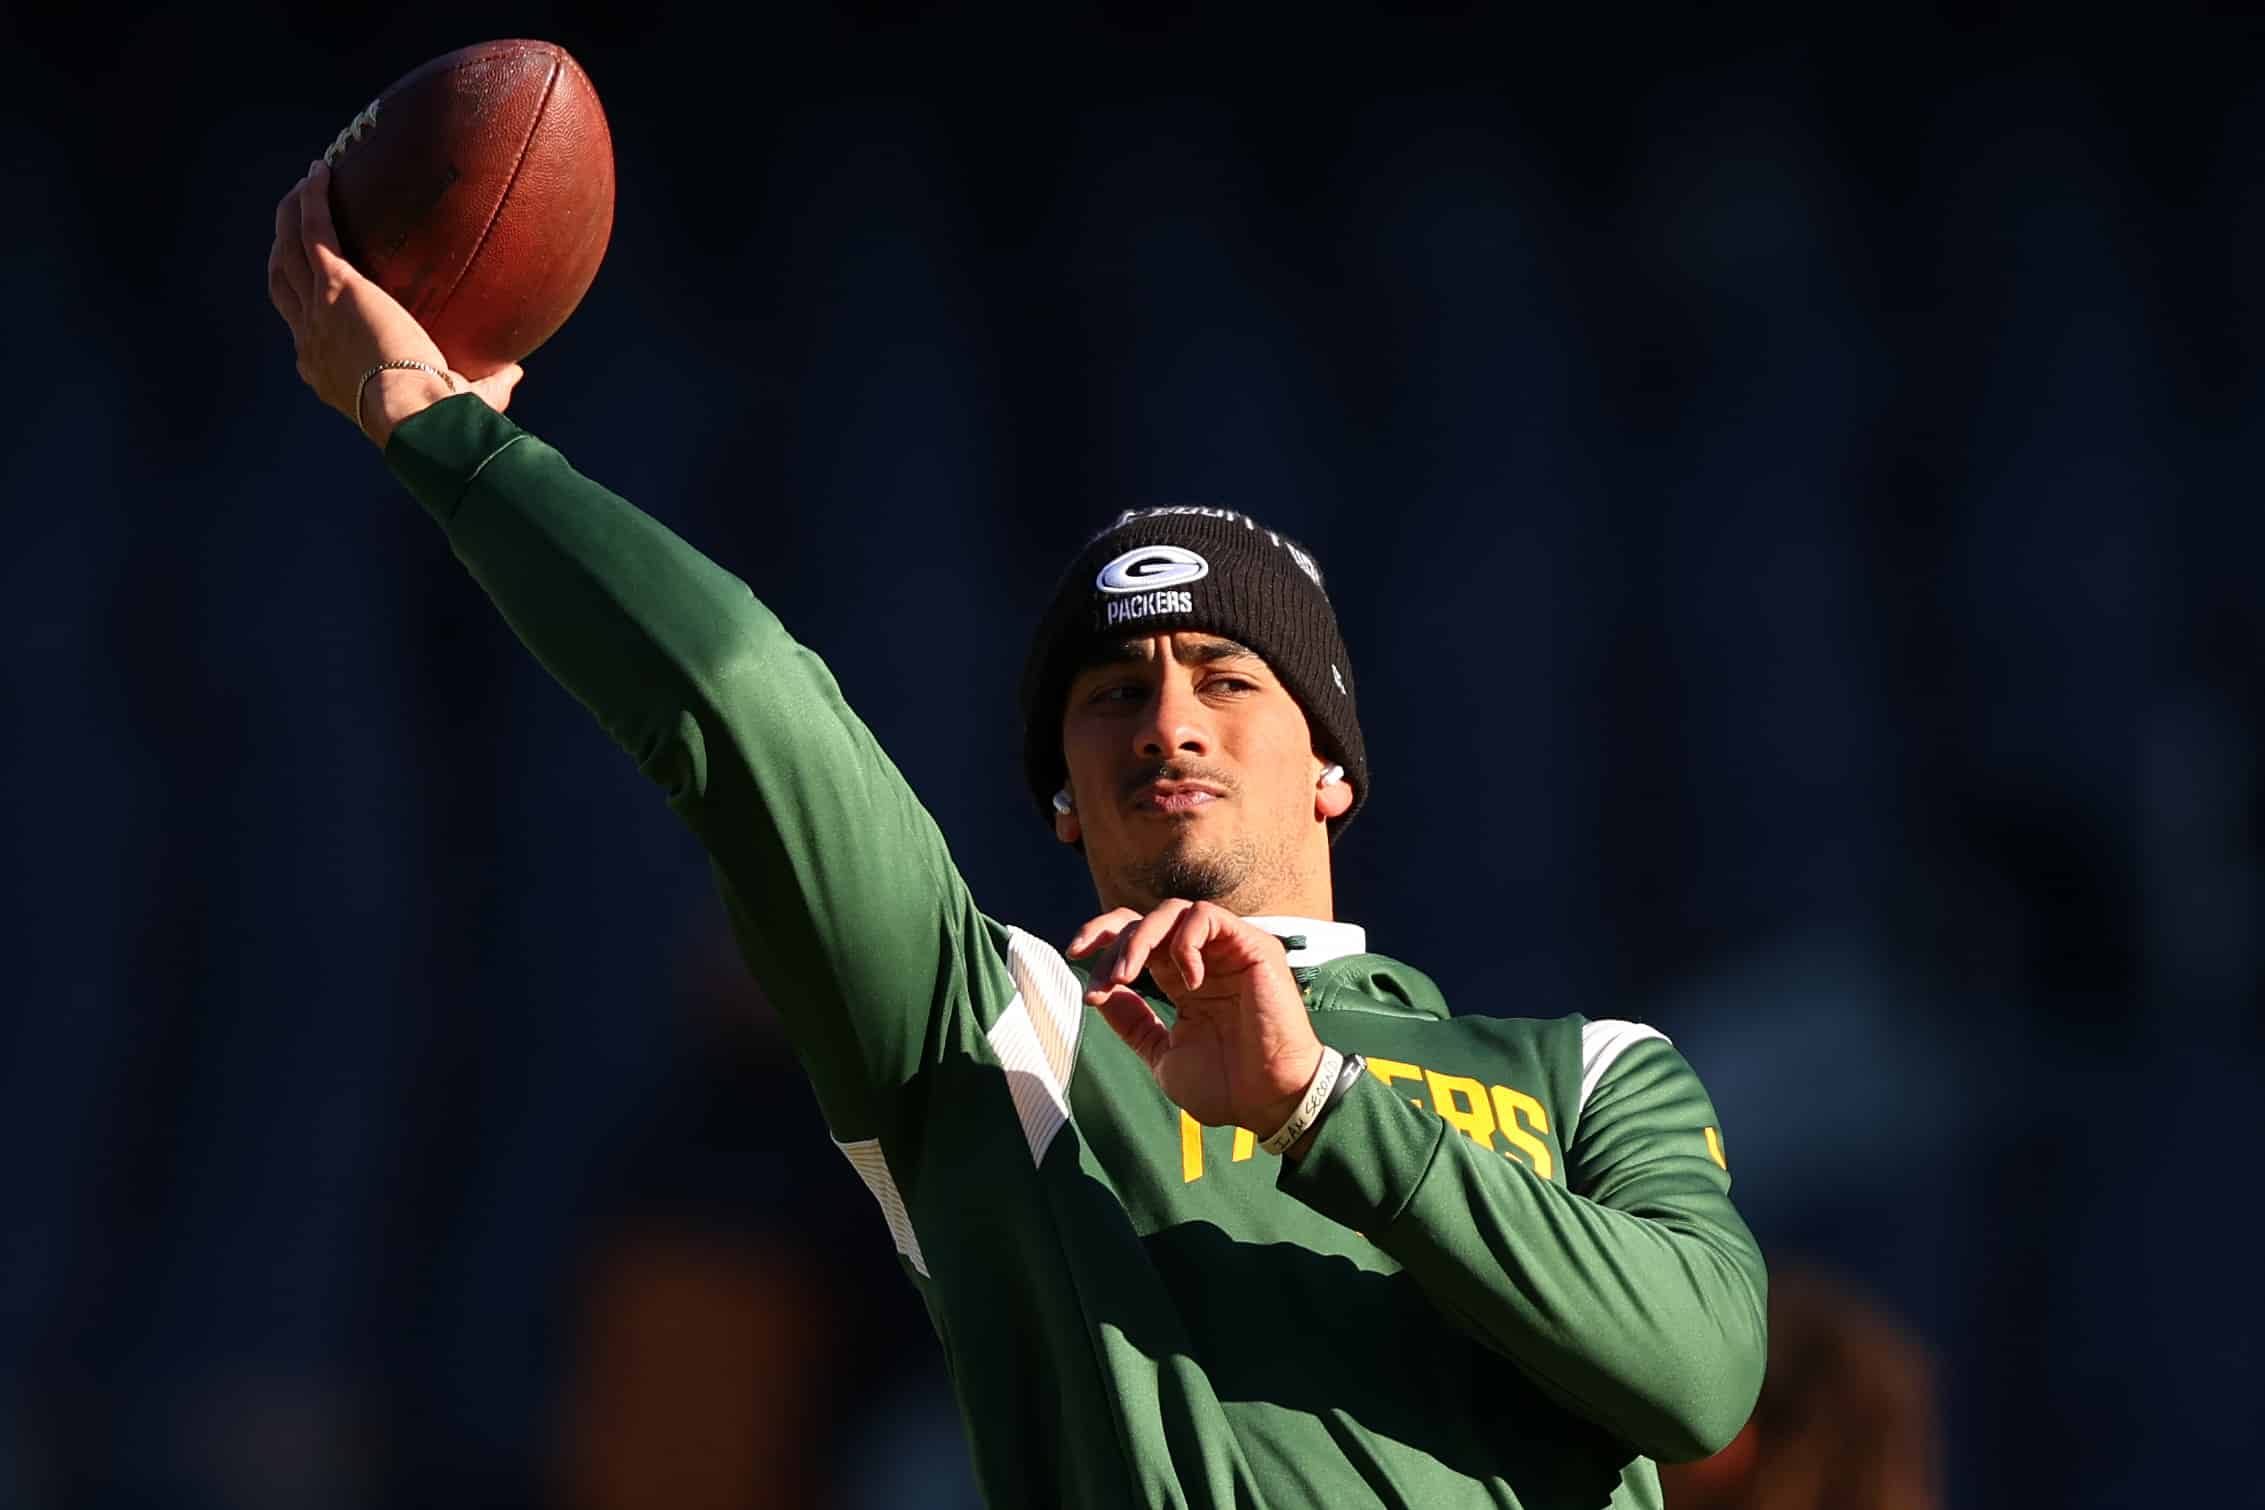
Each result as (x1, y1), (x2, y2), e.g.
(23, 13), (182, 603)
(1053, 805), (1082, 846)
(1315, 771), (1354, 823)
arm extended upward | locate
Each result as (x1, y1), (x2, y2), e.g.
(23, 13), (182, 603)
(389, 395), (1006, 1142)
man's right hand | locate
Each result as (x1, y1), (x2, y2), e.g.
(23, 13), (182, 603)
(267, 159), (523, 447)
(1068, 900), (1325, 1140)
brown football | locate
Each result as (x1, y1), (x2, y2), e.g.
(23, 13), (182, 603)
(323, 39), (614, 377)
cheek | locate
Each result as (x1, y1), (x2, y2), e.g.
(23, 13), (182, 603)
(1240, 729), (1315, 812)
(1059, 724), (1113, 802)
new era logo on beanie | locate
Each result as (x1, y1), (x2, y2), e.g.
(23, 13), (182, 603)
(1019, 507), (1368, 837)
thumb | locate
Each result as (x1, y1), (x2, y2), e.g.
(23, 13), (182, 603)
(1093, 983), (1171, 1073)
(463, 363), (525, 414)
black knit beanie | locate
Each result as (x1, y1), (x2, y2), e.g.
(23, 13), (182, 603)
(1018, 507), (1368, 837)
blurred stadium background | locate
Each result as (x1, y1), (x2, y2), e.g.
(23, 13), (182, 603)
(3, 3), (2259, 1505)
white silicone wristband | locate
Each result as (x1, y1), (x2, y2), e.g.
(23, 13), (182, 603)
(1258, 1044), (1345, 1157)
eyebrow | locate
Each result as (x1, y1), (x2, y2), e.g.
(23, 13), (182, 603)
(1080, 637), (1265, 670)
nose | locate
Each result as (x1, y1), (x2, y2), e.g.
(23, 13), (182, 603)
(1133, 667), (1212, 762)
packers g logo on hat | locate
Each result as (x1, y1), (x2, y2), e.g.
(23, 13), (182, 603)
(1095, 545), (1211, 594)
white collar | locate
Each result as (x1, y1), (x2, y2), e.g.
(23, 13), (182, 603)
(1241, 916), (1368, 968)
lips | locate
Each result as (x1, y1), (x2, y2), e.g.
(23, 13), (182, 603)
(1132, 781), (1225, 815)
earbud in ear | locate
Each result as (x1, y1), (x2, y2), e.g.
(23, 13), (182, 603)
(1317, 764), (1345, 788)
(1051, 789), (1076, 816)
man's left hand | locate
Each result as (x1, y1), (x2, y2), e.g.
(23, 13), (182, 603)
(1068, 901), (1323, 1137)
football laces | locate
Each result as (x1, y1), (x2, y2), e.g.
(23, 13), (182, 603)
(323, 100), (382, 166)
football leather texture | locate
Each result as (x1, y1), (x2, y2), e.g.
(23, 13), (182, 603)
(324, 39), (614, 377)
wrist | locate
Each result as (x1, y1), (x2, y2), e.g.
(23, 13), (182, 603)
(1282, 1054), (1364, 1163)
(357, 363), (462, 448)
(1258, 1044), (1345, 1158)
(1252, 1044), (1326, 1137)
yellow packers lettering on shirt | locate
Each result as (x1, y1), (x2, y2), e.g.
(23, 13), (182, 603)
(1179, 1056), (1556, 1183)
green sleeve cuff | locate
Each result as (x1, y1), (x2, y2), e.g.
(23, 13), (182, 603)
(383, 393), (531, 526)
(1276, 1066), (1451, 1233)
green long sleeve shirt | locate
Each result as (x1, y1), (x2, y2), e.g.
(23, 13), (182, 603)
(386, 396), (1767, 1509)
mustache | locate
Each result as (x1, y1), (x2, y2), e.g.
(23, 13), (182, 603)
(1119, 762), (1238, 803)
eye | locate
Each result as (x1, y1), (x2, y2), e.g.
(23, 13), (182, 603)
(1204, 673), (1261, 694)
(1084, 681), (1148, 706)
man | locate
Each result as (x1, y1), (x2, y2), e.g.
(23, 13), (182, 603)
(269, 159), (1766, 1508)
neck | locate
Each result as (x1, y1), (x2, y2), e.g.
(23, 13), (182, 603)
(1227, 870), (1333, 921)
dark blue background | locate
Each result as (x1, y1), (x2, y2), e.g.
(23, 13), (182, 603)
(4, 4), (2260, 1505)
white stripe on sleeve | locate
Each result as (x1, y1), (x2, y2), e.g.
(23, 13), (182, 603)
(1578, 1019), (1671, 1116)
(983, 928), (1090, 1166)
(835, 1138), (929, 1277)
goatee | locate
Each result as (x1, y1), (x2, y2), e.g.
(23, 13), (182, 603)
(1133, 852), (1244, 904)
(1124, 828), (1270, 908)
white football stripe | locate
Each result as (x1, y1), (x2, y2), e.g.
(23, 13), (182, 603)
(981, 928), (1089, 1166)
(987, 994), (1070, 1165)
(835, 1137), (928, 1277)
(1006, 926), (1086, 1091)
(1579, 1019), (1671, 1115)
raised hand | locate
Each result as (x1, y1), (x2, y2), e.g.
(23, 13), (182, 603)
(266, 160), (522, 445)
(1067, 900), (1323, 1137)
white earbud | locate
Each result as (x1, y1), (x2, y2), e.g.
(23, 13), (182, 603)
(1318, 764), (1345, 788)
(1051, 789), (1075, 816)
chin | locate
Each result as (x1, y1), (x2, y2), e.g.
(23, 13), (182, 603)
(1122, 836), (1256, 907)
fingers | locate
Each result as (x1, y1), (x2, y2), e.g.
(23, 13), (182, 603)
(1091, 984), (1171, 1072)
(301, 160), (335, 235)
(1066, 907), (1143, 959)
(1082, 899), (1191, 1004)
(267, 236), (304, 325)
(269, 178), (311, 319)
(1077, 904), (1170, 1067)
(1075, 899), (1248, 1007)
(1123, 902), (1195, 986)
(297, 159), (351, 293)
(1170, 908), (1214, 994)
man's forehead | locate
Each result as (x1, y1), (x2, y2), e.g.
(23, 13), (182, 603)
(1077, 633), (1268, 670)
